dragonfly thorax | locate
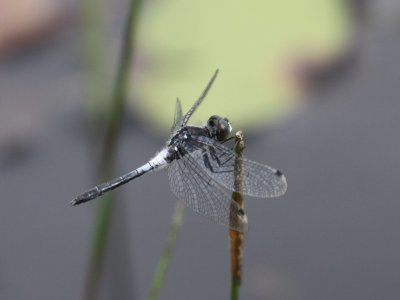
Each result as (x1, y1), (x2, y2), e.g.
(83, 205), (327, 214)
(167, 124), (220, 163)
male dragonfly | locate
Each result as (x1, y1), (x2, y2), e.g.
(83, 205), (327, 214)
(71, 70), (287, 232)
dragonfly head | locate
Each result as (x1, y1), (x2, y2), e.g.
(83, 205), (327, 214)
(206, 115), (232, 141)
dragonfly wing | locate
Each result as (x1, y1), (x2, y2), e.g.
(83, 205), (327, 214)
(187, 139), (287, 198)
(167, 150), (248, 232)
(177, 69), (219, 129)
(171, 97), (183, 134)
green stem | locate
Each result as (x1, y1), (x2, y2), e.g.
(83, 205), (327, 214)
(82, 1), (143, 300)
(230, 277), (240, 300)
(80, 0), (108, 120)
(148, 201), (185, 300)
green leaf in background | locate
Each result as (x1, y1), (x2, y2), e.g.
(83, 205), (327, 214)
(130, 0), (351, 132)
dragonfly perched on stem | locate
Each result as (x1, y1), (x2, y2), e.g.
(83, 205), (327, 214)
(71, 70), (287, 232)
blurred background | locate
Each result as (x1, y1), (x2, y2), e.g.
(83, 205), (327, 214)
(1, 0), (400, 299)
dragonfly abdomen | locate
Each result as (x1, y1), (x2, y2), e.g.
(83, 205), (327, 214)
(71, 149), (169, 206)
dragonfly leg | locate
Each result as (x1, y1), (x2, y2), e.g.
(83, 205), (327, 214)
(221, 136), (236, 144)
(209, 146), (235, 167)
(202, 151), (235, 174)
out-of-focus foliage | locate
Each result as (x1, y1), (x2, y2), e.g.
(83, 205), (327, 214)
(0, 0), (66, 57)
(130, 0), (352, 131)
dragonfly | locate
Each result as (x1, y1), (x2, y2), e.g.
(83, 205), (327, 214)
(71, 70), (287, 232)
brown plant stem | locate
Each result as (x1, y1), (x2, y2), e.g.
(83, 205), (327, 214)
(230, 131), (246, 300)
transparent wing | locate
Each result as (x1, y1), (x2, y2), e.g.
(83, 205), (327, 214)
(171, 97), (183, 134)
(167, 150), (248, 232)
(186, 138), (287, 198)
(176, 69), (219, 129)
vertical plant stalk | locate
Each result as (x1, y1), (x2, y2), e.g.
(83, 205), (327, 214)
(148, 201), (185, 300)
(230, 131), (246, 300)
(80, 0), (108, 120)
(82, 1), (143, 300)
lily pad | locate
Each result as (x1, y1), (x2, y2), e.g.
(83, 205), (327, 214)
(130, 0), (351, 132)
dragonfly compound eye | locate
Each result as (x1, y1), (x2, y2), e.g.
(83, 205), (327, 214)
(216, 117), (232, 141)
(207, 115), (231, 141)
(207, 116), (218, 127)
